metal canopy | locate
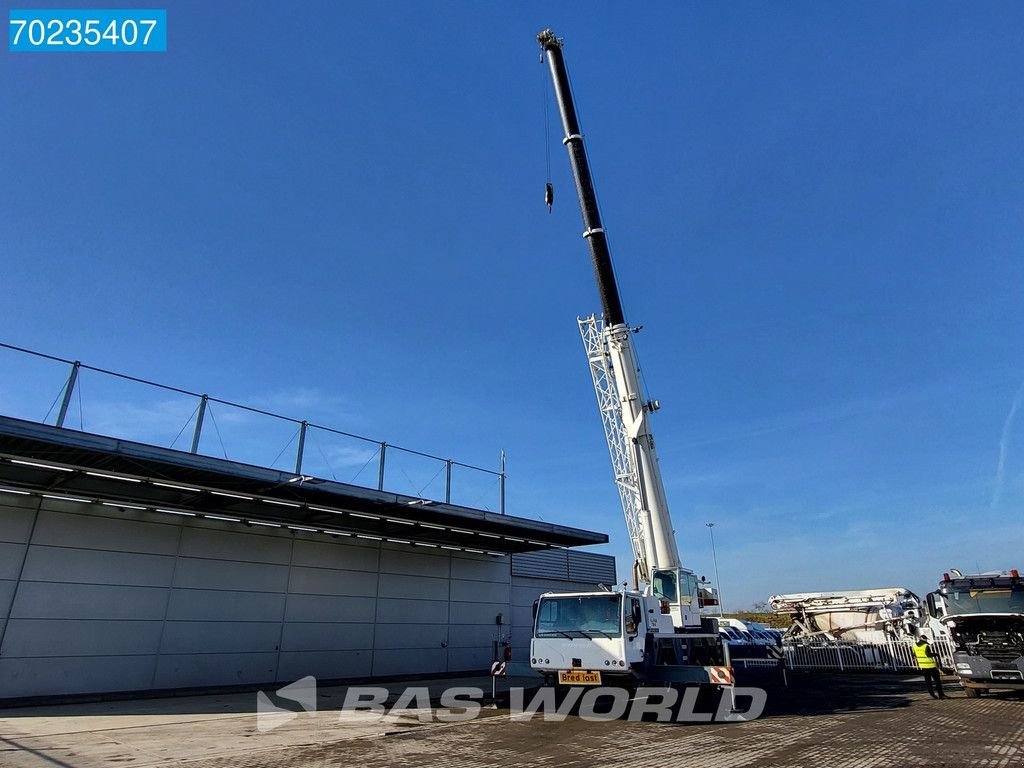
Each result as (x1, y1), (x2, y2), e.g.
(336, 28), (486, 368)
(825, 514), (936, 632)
(0, 416), (607, 554)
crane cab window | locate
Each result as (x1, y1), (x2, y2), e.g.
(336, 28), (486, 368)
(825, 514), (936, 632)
(680, 573), (698, 606)
(652, 571), (678, 602)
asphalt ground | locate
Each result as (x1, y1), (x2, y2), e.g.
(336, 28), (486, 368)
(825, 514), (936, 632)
(1, 670), (1022, 768)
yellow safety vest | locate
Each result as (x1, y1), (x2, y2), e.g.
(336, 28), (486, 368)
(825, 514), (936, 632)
(913, 642), (937, 669)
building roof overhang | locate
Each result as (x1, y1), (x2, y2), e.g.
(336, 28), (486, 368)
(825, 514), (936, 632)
(0, 416), (608, 554)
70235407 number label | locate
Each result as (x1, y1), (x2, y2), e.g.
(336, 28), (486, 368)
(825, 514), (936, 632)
(9, 9), (166, 52)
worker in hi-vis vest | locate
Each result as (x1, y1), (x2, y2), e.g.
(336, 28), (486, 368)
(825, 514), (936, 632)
(913, 634), (946, 699)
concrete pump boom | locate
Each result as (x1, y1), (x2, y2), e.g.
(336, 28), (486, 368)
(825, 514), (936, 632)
(538, 29), (681, 591)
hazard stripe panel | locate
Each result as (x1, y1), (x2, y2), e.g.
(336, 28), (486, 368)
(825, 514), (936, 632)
(707, 666), (734, 685)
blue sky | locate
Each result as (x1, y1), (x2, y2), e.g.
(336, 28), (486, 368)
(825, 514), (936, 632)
(2, 2), (1022, 610)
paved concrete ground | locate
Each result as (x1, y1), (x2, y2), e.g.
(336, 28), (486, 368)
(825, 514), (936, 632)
(0, 674), (526, 767)
(1, 671), (1022, 767)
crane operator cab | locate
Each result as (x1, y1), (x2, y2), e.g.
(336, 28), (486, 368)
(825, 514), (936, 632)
(653, 567), (712, 632)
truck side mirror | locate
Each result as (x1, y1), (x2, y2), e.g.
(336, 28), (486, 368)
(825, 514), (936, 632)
(625, 600), (642, 636)
(532, 600), (539, 620)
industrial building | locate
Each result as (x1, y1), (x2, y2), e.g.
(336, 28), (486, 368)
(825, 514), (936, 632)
(0, 415), (613, 700)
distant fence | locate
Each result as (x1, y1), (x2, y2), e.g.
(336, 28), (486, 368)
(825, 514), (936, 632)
(0, 342), (506, 512)
(781, 638), (956, 673)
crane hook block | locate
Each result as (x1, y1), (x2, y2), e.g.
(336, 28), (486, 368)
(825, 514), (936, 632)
(545, 182), (554, 213)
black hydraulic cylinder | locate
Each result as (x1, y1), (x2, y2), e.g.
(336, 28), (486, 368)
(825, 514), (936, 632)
(538, 29), (626, 328)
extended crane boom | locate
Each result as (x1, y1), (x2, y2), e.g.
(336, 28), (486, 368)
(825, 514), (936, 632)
(538, 28), (681, 592)
(530, 30), (730, 694)
(536, 28), (624, 328)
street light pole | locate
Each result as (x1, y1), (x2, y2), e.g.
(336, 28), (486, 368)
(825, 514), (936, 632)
(706, 522), (724, 616)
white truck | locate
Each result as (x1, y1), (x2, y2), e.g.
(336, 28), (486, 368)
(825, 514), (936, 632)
(530, 29), (730, 692)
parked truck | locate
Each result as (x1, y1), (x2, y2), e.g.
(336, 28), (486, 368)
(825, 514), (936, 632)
(933, 569), (1024, 697)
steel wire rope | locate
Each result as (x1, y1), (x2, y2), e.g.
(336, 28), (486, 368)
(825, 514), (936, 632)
(308, 429), (340, 481)
(458, 468), (497, 512)
(415, 460), (447, 498)
(168, 400), (202, 450)
(348, 446), (378, 484)
(268, 425), (301, 470)
(204, 403), (229, 460)
(41, 384), (63, 424)
(541, 54), (553, 195)
(395, 463), (421, 497)
(0, 341), (76, 415)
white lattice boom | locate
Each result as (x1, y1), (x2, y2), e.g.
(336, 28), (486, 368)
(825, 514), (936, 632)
(578, 314), (652, 580)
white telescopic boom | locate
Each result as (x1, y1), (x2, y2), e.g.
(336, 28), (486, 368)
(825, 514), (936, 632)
(538, 29), (681, 583)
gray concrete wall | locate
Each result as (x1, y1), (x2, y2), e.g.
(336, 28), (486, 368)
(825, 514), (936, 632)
(0, 494), (611, 699)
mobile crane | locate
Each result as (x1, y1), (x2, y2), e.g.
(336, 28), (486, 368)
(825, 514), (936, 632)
(529, 29), (731, 692)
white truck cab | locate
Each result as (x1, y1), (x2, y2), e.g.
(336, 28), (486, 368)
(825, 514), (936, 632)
(530, 590), (727, 688)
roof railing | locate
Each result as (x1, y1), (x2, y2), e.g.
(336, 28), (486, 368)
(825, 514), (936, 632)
(0, 341), (506, 513)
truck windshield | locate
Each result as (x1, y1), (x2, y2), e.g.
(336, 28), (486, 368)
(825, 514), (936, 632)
(536, 594), (622, 637)
(944, 583), (1024, 616)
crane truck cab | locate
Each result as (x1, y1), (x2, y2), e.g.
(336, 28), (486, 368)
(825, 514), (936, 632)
(531, 586), (730, 689)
